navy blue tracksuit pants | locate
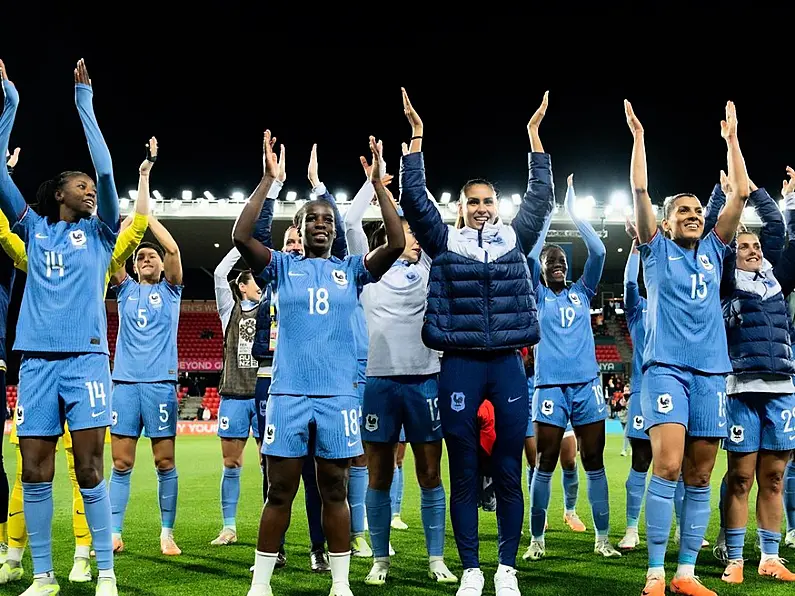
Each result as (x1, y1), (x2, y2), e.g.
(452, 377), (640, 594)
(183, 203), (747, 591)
(439, 350), (528, 569)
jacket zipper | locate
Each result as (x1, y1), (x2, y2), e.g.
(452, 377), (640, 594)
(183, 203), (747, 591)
(480, 226), (490, 346)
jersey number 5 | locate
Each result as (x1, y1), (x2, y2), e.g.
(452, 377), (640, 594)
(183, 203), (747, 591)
(308, 288), (329, 315)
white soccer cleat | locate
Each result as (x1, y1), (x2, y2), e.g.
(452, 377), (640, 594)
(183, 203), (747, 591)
(247, 584), (273, 596)
(713, 540), (729, 564)
(428, 559), (457, 584)
(785, 529), (795, 549)
(456, 568), (484, 596)
(494, 565), (521, 595)
(522, 539), (545, 561)
(388, 542), (395, 556)
(0, 543), (6, 566)
(95, 577), (118, 596)
(68, 557), (92, 583)
(618, 530), (640, 550)
(364, 560), (390, 586)
(350, 536), (372, 558)
(210, 528), (237, 546)
(594, 539), (622, 558)
(390, 516), (408, 531)
(20, 578), (60, 596)
(328, 584), (354, 596)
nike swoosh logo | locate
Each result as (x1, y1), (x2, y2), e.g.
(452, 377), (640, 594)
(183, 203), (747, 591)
(347, 440), (359, 447)
(128, 296), (138, 300)
(432, 424), (441, 431)
(507, 395), (522, 403)
(718, 422), (727, 427)
(545, 297), (556, 302)
(158, 425), (169, 431)
(598, 406), (606, 413)
(76, 510), (84, 516)
(789, 435), (795, 441)
(35, 233), (48, 239)
(722, 572), (732, 578)
(668, 255), (684, 260)
(9, 511), (23, 517)
(690, 524), (705, 530)
(91, 411), (106, 418)
(288, 271), (306, 277)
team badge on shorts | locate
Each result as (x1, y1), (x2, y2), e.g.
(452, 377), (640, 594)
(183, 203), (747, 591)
(112, 411), (118, 426)
(258, 400), (267, 417)
(633, 415), (644, 430)
(15, 406), (24, 425)
(219, 416), (230, 431)
(699, 254), (713, 271)
(264, 424), (276, 444)
(332, 270), (348, 286)
(570, 292), (581, 306)
(729, 425), (744, 443)
(657, 393), (673, 414)
(450, 392), (465, 412)
(541, 399), (554, 416)
(69, 230), (87, 248)
(365, 413), (379, 432)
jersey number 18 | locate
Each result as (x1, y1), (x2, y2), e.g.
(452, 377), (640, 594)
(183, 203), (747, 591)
(308, 288), (329, 315)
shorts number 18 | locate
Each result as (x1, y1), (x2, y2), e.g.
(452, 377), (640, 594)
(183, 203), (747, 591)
(341, 408), (360, 436)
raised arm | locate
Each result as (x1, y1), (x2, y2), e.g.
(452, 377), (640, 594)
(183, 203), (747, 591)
(308, 144), (347, 258)
(74, 59), (119, 231)
(398, 88), (448, 259)
(363, 138), (404, 278)
(714, 101), (750, 243)
(214, 247), (242, 333)
(252, 144), (284, 249)
(773, 168), (795, 295)
(749, 186), (785, 267)
(565, 175), (606, 291)
(0, 151), (27, 271)
(232, 130), (277, 273)
(344, 171), (376, 256)
(0, 63), (27, 223)
(513, 92), (554, 253)
(624, 101), (656, 244)
(148, 216), (182, 285)
(623, 218), (641, 311)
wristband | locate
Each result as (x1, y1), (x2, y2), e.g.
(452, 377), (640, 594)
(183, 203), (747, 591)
(411, 135), (423, 140)
(6, 165), (13, 176)
(146, 145), (157, 163)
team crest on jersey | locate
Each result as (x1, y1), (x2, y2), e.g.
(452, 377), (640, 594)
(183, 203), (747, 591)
(729, 425), (744, 444)
(148, 292), (162, 306)
(633, 415), (644, 430)
(332, 269), (348, 286)
(219, 416), (230, 431)
(450, 392), (466, 412)
(69, 230), (87, 248)
(405, 269), (419, 282)
(365, 413), (379, 432)
(570, 292), (581, 307)
(698, 254), (714, 271)
(264, 424), (276, 444)
(541, 399), (554, 416)
(657, 393), (673, 414)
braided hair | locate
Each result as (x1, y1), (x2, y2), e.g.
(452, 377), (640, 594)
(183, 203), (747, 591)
(35, 171), (85, 221)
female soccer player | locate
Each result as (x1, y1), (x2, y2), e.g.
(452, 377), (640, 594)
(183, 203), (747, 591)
(399, 88), (552, 596)
(344, 151), (456, 585)
(108, 137), (186, 558)
(0, 143), (149, 585)
(625, 98), (750, 596)
(0, 58), (120, 596)
(717, 169), (795, 583)
(526, 174), (618, 560)
(237, 132), (404, 596)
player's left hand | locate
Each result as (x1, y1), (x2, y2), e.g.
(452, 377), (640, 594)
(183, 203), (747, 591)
(368, 136), (385, 184)
(720, 101), (737, 141)
(74, 58), (91, 86)
(625, 216), (638, 240)
(263, 130), (279, 179)
(782, 166), (795, 197)
(528, 91), (549, 131)
(277, 144), (286, 183)
(5, 147), (20, 168)
(140, 137), (157, 175)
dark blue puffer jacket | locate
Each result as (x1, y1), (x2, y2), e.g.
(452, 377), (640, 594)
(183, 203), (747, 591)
(399, 152), (553, 351)
(721, 187), (795, 377)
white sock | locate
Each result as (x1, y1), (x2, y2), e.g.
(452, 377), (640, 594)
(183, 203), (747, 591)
(565, 509), (576, 516)
(112, 532), (122, 542)
(329, 551), (351, 588)
(496, 563), (514, 575)
(675, 563), (695, 577)
(98, 568), (116, 580)
(74, 545), (90, 559)
(33, 571), (55, 583)
(223, 524), (237, 533)
(160, 527), (173, 540)
(252, 551), (278, 587)
(6, 547), (23, 564)
(429, 555), (444, 564)
(761, 553), (779, 563)
(647, 566), (665, 578)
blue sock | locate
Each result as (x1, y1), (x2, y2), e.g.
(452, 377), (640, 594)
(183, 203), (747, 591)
(109, 468), (132, 534)
(530, 470), (552, 539)
(625, 468), (648, 529)
(725, 527), (745, 561)
(348, 466), (367, 535)
(157, 467), (178, 530)
(586, 468), (610, 538)
(678, 485), (711, 565)
(365, 488), (391, 558)
(719, 474), (727, 531)
(645, 475), (677, 568)
(785, 460), (795, 532)
(221, 466), (241, 527)
(421, 485), (446, 557)
(674, 476), (685, 528)
(562, 466), (579, 512)
(81, 482), (114, 571)
(389, 467), (400, 516)
(526, 466), (535, 530)
(757, 528), (781, 556)
(22, 482), (54, 574)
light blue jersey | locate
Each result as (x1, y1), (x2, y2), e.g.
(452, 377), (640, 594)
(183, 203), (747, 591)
(259, 251), (374, 397)
(624, 251), (647, 396)
(639, 231), (730, 374)
(534, 280), (598, 387)
(112, 277), (182, 382)
(13, 209), (116, 353)
(353, 304), (368, 362)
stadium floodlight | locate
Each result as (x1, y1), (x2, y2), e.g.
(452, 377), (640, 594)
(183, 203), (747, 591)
(742, 206), (754, 220)
(153, 190), (163, 201)
(296, 199), (306, 209)
(651, 204), (659, 215)
(214, 243), (220, 248)
(181, 190), (192, 201)
(231, 191), (245, 201)
(447, 202), (458, 213)
(498, 198), (514, 218)
(217, 199), (227, 206)
(623, 205), (633, 217)
(440, 192), (452, 204)
(172, 200), (182, 210)
(336, 192), (348, 202)
(512, 193), (522, 206)
(128, 190), (138, 200)
(119, 198), (130, 210)
(203, 191), (215, 201)
(309, 193), (317, 200)
(286, 191), (297, 202)
(604, 204), (614, 216)
(573, 195), (595, 219)
(609, 190), (629, 209)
